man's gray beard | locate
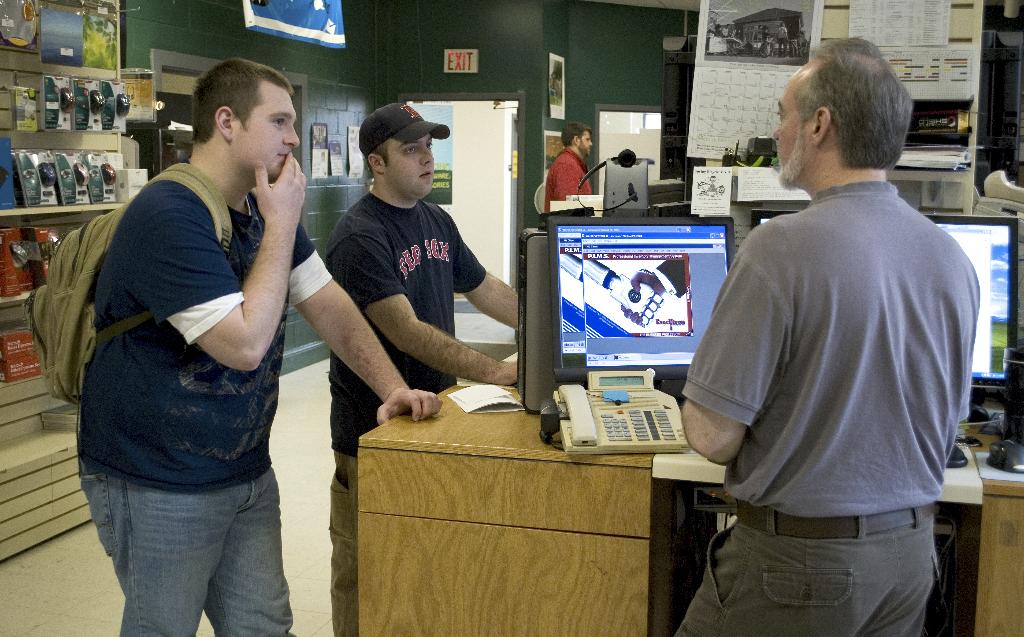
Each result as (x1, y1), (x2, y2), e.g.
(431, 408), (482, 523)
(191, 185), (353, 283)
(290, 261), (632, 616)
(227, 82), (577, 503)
(778, 131), (805, 189)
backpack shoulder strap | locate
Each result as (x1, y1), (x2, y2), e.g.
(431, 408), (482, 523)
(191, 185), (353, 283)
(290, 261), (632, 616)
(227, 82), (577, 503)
(149, 163), (233, 255)
(95, 165), (233, 346)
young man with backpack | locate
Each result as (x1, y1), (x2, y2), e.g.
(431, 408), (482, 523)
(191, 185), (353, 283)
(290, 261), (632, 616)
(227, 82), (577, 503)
(75, 58), (440, 635)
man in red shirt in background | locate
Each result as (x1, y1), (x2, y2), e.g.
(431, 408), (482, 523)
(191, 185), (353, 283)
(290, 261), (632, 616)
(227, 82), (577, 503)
(544, 121), (593, 212)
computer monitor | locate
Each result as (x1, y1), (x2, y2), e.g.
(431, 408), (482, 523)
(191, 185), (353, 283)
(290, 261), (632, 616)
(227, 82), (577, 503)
(928, 214), (1019, 389)
(603, 161), (649, 217)
(548, 215), (734, 385)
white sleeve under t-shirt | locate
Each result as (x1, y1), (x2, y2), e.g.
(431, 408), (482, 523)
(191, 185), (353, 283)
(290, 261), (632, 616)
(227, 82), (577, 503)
(167, 252), (333, 344)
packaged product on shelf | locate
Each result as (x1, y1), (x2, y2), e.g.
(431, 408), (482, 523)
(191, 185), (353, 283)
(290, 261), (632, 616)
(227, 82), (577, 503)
(0, 327), (42, 383)
(41, 75), (74, 131)
(83, 152), (116, 203)
(52, 151), (91, 205)
(0, 227), (34, 296)
(0, 138), (13, 210)
(11, 86), (38, 131)
(909, 110), (971, 134)
(100, 80), (129, 132)
(0, 327), (35, 359)
(73, 78), (104, 132)
(0, 0), (39, 51)
(79, 152), (102, 203)
(20, 227), (61, 287)
(12, 151), (58, 206)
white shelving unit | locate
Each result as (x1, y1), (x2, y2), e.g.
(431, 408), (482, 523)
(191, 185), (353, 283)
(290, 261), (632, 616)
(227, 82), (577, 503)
(823, 0), (984, 214)
(1, 27), (123, 560)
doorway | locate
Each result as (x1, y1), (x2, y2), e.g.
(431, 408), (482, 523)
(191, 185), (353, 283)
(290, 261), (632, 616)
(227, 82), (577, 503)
(400, 93), (525, 285)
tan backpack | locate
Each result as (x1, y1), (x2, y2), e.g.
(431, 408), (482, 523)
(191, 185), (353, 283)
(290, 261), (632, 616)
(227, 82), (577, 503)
(24, 163), (232, 404)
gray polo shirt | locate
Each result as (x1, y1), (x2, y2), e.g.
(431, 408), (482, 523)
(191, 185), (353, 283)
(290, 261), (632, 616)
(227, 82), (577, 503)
(683, 181), (979, 517)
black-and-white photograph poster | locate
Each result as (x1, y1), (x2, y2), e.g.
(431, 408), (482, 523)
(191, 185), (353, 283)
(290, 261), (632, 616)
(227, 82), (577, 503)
(696, 0), (823, 67)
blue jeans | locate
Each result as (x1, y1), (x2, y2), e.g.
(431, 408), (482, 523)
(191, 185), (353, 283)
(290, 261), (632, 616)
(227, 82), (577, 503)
(80, 467), (294, 636)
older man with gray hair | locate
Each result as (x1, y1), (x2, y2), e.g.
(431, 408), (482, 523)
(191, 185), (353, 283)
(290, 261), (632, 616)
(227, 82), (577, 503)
(675, 38), (979, 637)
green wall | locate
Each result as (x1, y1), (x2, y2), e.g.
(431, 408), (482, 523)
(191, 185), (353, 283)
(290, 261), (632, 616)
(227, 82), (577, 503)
(372, 0), (689, 227)
(123, 0), (375, 85)
(566, 3), (687, 121)
(123, 0), (693, 369)
(125, 0), (692, 230)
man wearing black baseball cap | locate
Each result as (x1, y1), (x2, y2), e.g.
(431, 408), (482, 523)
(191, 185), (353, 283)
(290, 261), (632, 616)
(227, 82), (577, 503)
(357, 102), (451, 156)
(324, 103), (518, 636)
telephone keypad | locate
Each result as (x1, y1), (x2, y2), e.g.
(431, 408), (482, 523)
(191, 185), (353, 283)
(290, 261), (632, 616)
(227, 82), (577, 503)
(597, 407), (681, 442)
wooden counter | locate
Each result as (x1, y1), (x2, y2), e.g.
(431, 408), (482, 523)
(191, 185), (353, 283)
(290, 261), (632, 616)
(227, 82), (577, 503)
(975, 476), (1024, 637)
(358, 392), (668, 636)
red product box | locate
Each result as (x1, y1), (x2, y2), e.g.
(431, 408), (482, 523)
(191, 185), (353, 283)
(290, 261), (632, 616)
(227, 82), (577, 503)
(0, 227), (34, 297)
(0, 329), (35, 359)
(0, 352), (41, 383)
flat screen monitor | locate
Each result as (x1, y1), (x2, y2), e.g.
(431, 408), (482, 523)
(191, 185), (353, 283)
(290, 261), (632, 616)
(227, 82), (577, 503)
(603, 161), (649, 217)
(928, 214), (1019, 388)
(548, 215), (734, 384)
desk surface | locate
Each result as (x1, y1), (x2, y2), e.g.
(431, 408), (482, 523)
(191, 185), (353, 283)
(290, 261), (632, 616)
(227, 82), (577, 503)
(360, 390), (652, 469)
(652, 447), (984, 505)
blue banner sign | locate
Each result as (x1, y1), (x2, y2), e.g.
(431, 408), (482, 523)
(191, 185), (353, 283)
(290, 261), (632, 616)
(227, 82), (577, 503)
(243, 1), (345, 49)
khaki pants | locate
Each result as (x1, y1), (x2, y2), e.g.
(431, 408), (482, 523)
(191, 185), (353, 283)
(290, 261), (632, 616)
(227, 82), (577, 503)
(330, 452), (358, 637)
(677, 519), (936, 637)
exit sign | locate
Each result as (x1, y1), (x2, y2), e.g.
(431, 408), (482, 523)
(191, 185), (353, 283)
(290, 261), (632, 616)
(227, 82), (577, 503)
(444, 49), (478, 73)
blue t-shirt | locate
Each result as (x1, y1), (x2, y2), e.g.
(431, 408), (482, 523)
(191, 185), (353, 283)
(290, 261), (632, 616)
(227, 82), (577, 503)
(80, 181), (316, 492)
(326, 193), (486, 456)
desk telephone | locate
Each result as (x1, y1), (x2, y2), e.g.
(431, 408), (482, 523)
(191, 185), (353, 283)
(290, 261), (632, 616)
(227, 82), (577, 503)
(555, 370), (687, 454)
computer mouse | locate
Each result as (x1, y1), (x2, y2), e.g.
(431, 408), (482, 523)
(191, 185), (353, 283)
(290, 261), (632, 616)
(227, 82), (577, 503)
(947, 445), (968, 469)
(987, 440), (1024, 473)
(968, 404), (991, 423)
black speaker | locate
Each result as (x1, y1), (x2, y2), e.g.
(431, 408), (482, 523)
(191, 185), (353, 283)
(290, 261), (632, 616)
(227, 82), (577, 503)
(517, 230), (555, 413)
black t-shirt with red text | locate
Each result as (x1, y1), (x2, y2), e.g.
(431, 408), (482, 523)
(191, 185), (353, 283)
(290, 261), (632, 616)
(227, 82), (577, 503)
(326, 193), (486, 456)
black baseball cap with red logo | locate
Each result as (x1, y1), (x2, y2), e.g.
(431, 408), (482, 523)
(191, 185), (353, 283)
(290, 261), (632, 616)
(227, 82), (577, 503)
(359, 103), (450, 156)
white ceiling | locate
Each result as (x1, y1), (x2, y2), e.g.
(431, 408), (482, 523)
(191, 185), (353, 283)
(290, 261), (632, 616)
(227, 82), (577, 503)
(581, 0), (700, 10)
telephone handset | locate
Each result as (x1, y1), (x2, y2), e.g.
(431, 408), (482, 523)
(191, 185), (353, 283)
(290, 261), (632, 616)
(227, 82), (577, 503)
(555, 369), (687, 454)
(558, 383), (599, 446)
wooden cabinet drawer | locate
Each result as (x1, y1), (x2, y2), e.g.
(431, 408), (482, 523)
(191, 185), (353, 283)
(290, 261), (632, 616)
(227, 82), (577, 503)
(359, 448), (651, 538)
(359, 512), (649, 637)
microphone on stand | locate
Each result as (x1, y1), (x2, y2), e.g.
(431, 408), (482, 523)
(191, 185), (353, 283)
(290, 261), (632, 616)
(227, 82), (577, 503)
(577, 148), (637, 192)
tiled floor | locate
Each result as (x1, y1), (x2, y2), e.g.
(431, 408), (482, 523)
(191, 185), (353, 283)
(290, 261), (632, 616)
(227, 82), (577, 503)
(0, 311), (513, 636)
(0, 361), (337, 637)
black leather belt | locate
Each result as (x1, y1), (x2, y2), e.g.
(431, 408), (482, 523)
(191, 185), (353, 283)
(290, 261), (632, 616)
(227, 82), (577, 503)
(735, 500), (936, 539)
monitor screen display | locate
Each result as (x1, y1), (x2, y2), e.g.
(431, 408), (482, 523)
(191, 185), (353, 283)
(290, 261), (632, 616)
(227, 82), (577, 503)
(548, 216), (734, 383)
(928, 215), (1019, 388)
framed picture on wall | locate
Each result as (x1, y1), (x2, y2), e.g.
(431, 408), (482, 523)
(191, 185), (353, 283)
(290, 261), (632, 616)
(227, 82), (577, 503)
(548, 53), (565, 120)
(544, 129), (562, 175)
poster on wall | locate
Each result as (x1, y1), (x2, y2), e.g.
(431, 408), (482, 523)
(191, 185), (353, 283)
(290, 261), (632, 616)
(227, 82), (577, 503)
(687, 0), (823, 159)
(410, 103), (454, 210)
(242, 0), (345, 49)
(310, 122), (328, 178)
(548, 53), (565, 120)
(696, 0), (822, 67)
(544, 130), (563, 175)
